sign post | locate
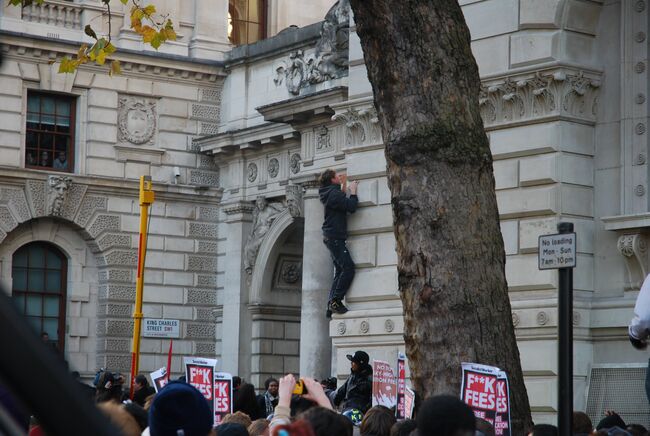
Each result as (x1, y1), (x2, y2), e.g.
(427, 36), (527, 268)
(538, 222), (576, 435)
(129, 176), (154, 399)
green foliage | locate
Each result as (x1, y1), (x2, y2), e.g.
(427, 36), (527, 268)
(9, 0), (177, 74)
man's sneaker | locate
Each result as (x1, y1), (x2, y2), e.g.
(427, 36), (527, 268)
(329, 299), (349, 315)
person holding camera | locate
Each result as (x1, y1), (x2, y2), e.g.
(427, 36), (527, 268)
(319, 169), (359, 318)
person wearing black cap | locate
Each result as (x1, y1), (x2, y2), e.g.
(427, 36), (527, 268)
(333, 350), (373, 413)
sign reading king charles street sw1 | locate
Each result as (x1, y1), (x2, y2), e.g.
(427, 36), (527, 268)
(143, 318), (180, 338)
(538, 233), (577, 270)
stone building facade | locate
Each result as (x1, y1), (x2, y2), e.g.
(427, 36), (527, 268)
(2, 0), (650, 425)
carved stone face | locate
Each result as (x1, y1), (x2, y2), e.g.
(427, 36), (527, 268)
(287, 197), (300, 217)
(256, 197), (267, 210)
(126, 108), (147, 137)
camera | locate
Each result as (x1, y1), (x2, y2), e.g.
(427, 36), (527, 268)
(292, 379), (308, 395)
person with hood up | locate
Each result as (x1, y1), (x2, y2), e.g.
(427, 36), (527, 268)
(318, 168), (359, 318)
(334, 350), (373, 413)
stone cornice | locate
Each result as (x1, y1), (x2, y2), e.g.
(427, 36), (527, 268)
(479, 66), (602, 130)
(197, 122), (299, 156)
(0, 169), (222, 205)
(222, 202), (255, 215)
(256, 86), (348, 124)
(0, 33), (226, 84)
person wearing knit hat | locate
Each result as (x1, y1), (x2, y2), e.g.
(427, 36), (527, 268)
(146, 381), (214, 436)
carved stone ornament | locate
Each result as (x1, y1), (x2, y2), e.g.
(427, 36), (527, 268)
(384, 319), (395, 333)
(359, 320), (370, 334)
(47, 175), (72, 216)
(273, 0), (350, 95)
(636, 185), (646, 196)
(332, 106), (382, 147)
(268, 158), (280, 178)
(243, 197), (285, 274)
(617, 233), (648, 289)
(636, 153), (646, 165)
(573, 311), (580, 326)
(247, 163), (258, 182)
(536, 311), (548, 326)
(285, 184), (303, 218)
(117, 97), (156, 145)
(479, 70), (601, 129)
(290, 153), (301, 174)
(512, 312), (520, 327)
(337, 322), (346, 335)
(315, 126), (331, 150)
(281, 262), (301, 284)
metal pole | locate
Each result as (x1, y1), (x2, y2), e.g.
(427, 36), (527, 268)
(557, 221), (574, 435)
(129, 176), (154, 399)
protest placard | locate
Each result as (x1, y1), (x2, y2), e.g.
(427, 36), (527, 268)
(184, 357), (217, 413)
(396, 353), (406, 419)
(150, 367), (168, 393)
(404, 386), (415, 420)
(372, 360), (397, 408)
(460, 363), (511, 436)
(494, 371), (511, 436)
(214, 372), (233, 426)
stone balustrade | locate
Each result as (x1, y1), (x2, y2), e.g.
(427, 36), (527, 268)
(21, 0), (81, 30)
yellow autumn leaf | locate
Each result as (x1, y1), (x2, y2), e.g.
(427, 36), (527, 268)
(119, 0), (128, 4)
(77, 43), (89, 62)
(104, 42), (116, 55)
(140, 26), (157, 43)
(131, 8), (144, 21)
(110, 60), (121, 76)
(58, 57), (77, 74)
(160, 27), (177, 41)
(96, 49), (107, 65)
(150, 32), (162, 49)
(142, 4), (156, 16)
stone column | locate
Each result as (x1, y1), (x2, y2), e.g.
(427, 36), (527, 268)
(189, 0), (231, 60)
(220, 202), (254, 376)
(299, 185), (332, 377)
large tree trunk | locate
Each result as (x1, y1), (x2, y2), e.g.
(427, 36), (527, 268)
(348, 0), (532, 431)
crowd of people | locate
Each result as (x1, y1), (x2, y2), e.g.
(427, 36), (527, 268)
(2, 348), (646, 435)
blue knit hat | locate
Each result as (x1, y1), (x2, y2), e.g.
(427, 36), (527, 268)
(149, 381), (213, 436)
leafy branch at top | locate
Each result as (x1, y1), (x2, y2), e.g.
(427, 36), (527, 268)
(7, 0), (177, 75)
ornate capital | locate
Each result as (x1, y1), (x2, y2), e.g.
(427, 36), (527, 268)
(332, 105), (382, 148)
(479, 68), (601, 129)
(617, 233), (648, 289)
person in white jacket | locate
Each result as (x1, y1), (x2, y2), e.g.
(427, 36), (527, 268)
(628, 274), (650, 403)
(629, 275), (650, 349)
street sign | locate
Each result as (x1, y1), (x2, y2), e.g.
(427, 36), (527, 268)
(538, 232), (577, 270)
(143, 318), (180, 338)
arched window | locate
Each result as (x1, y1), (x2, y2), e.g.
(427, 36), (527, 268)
(229, 0), (266, 45)
(11, 242), (67, 351)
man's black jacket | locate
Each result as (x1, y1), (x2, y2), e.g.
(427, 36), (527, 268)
(333, 363), (373, 412)
(319, 184), (358, 240)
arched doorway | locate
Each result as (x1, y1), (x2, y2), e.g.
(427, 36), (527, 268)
(11, 242), (67, 351)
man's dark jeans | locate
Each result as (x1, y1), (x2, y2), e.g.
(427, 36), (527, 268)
(324, 238), (355, 302)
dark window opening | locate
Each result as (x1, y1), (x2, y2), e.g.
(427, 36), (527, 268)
(26, 92), (75, 173)
(11, 242), (67, 352)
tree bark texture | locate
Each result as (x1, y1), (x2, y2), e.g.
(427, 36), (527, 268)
(348, 0), (532, 431)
